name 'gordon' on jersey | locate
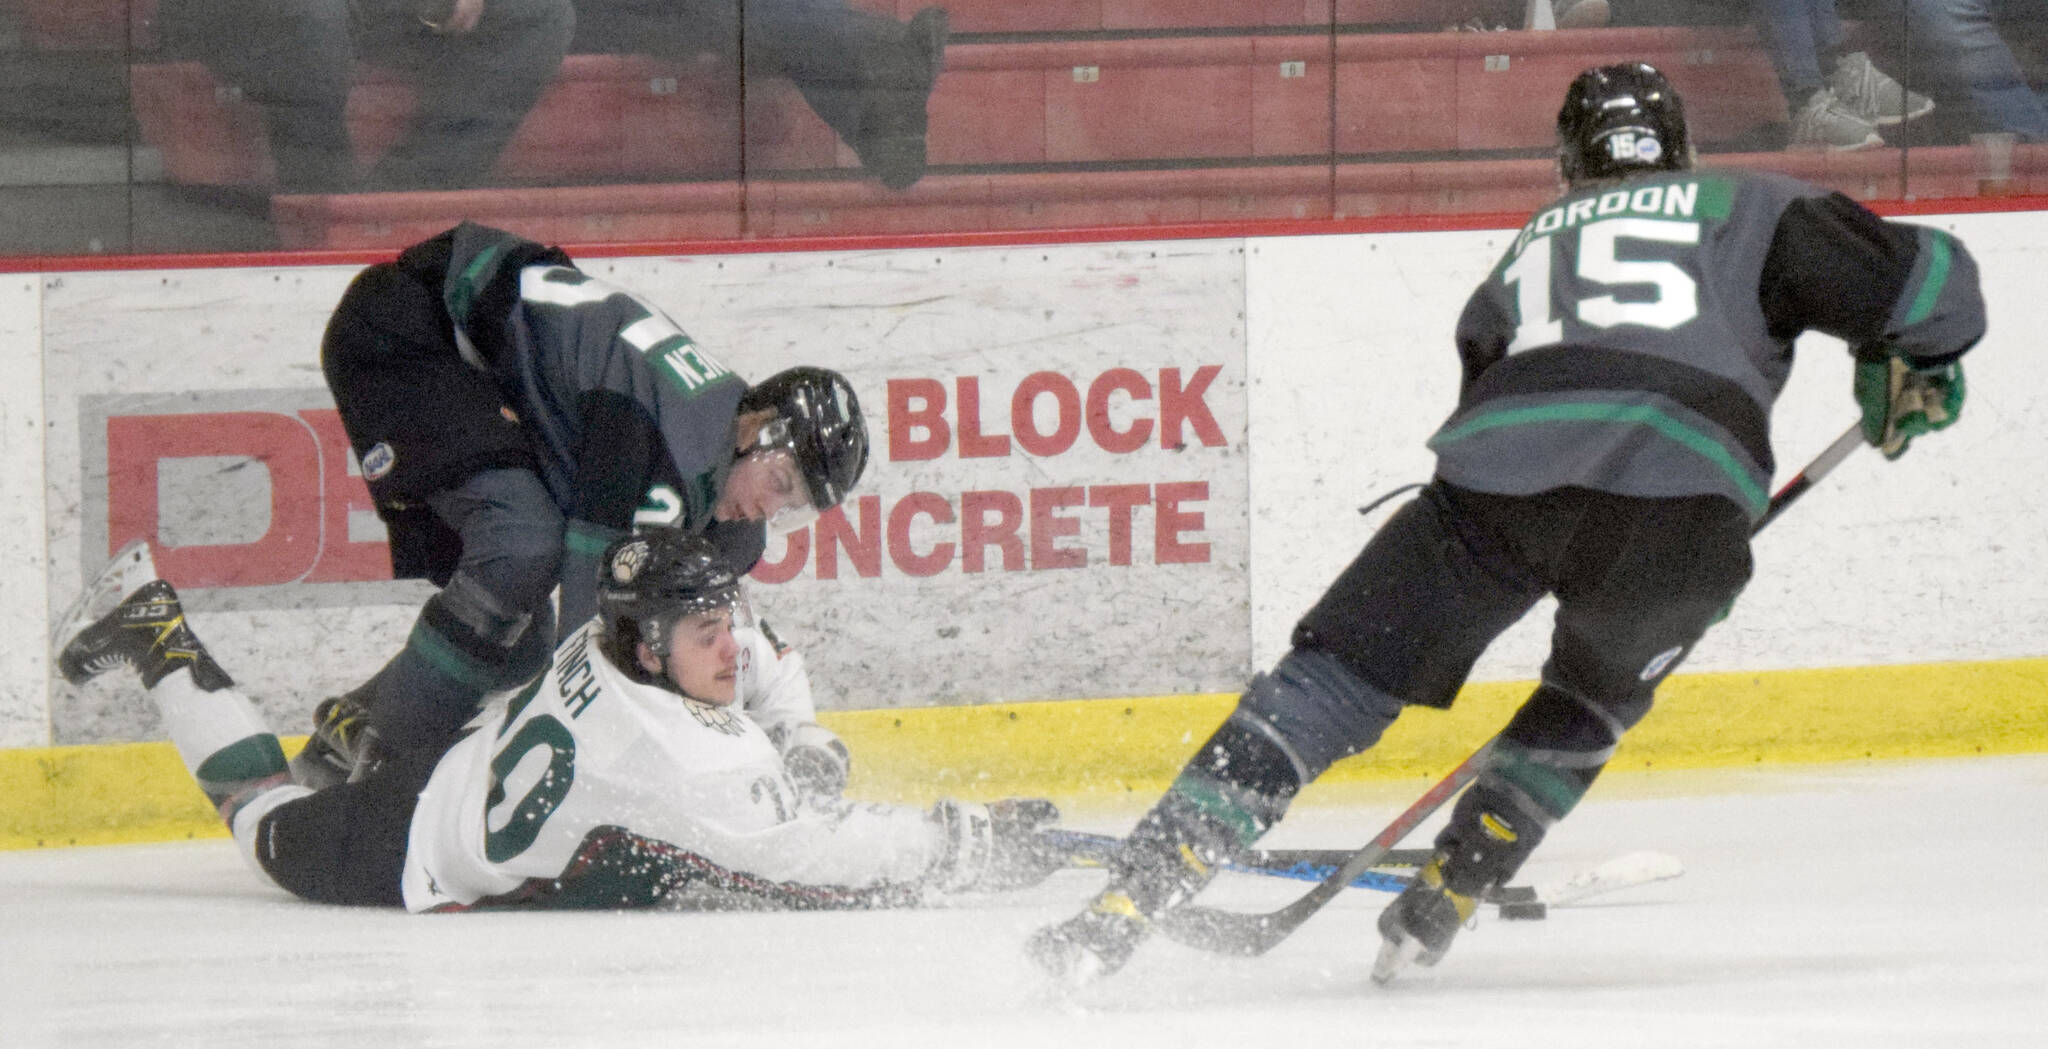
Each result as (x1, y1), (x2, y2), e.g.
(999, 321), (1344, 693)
(1509, 179), (1708, 260)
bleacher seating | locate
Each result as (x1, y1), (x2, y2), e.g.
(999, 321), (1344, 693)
(129, 25), (1790, 188)
(11, 0), (155, 52)
(848, 1), (1479, 35)
(269, 145), (2046, 249)
(130, 54), (752, 188)
(107, 8), (2038, 251)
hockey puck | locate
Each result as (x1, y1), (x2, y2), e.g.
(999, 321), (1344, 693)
(1498, 901), (1547, 921)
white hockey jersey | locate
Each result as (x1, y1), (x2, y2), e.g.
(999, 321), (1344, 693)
(400, 621), (940, 912)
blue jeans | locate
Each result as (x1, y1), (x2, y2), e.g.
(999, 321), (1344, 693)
(1752, 0), (1849, 101)
(1857, 0), (2048, 140)
(159, 0), (574, 191)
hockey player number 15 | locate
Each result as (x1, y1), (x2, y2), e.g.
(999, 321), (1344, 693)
(1504, 217), (1702, 354)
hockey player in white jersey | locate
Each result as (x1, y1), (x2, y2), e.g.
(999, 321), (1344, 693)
(56, 533), (1062, 910)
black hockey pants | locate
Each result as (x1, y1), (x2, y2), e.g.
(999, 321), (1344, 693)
(1279, 480), (1755, 778)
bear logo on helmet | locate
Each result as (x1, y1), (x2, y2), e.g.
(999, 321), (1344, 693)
(610, 539), (651, 584)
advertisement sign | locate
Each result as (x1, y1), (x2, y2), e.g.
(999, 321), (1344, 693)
(40, 243), (1252, 742)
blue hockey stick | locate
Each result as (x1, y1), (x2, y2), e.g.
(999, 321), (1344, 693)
(1043, 828), (1417, 894)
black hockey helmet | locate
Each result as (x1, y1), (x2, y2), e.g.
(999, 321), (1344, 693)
(737, 366), (869, 513)
(597, 527), (746, 669)
(1557, 62), (1693, 186)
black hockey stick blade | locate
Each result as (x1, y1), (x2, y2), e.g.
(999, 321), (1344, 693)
(1143, 421), (1864, 958)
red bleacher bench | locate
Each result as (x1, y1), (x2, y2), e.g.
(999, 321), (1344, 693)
(270, 167), (1335, 249)
(129, 53), (761, 188)
(848, 1), (1518, 34)
(270, 145), (2039, 250)
(134, 25), (1791, 188)
(758, 25), (1791, 173)
(271, 181), (748, 249)
(14, 0), (156, 51)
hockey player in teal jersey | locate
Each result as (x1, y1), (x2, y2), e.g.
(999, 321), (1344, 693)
(56, 531), (1062, 910)
(1028, 62), (1985, 985)
(299, 222), (870, 792)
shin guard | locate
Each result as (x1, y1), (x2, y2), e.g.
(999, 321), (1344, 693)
(151, 670), (290, 817)
(1114, 712), (1306, 914)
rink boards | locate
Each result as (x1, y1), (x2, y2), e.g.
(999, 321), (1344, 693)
(3, 208), (2045, 847)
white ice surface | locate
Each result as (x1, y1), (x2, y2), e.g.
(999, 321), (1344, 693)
(5, 756), (2046, 1049)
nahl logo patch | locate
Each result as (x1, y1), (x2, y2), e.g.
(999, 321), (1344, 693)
(361, 442), (396, 482)
(1638, 644), (1685, 681)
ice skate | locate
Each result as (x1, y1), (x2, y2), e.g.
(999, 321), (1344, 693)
(288, 692), (379, 789)
(1027, 891), (1151, 986)
(50, 539), (158, 665)
(56, 569), (231, 692)
(1371, 853), (1477, 985)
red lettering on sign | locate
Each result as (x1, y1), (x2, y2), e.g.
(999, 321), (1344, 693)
(815, 496), (882, 580)
(1012, 372), (1080, 458)
(887, 492), (954, 577)
(751, 530), (807, 585)
(1029, 486), (1086, 570)
(1154, 481), (1210, 564)
(1087, 484), (1151, 567)
(759, 483), (1214, 579)
(105, 409), (393, 589)
(886, 378), (947, 462)
(960, 490), (1024, 572)
(99, 410), (1224, 590)
(299, 409), (394, 584)
(1086, 369), (1153, 454)
(955, 377), (1011, 459)
(1160, 365), (1226, 450)
(107, 412), (321, 587)
(885, 367), (1225, 461)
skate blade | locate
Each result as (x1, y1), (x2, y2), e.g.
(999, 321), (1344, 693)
(1063, 948), (1118, 989)
(50, 539), (159, 656)
(1370, 934), (1426, 986)
(1027, 927), (1118, 992)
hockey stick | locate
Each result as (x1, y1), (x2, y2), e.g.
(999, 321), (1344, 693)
(1754, 421), (1864, 531)
(1218, 846), (1686, 915)
(1046, 828), (1682, 913)
(1150, 739), (1496, 955)
(1047, 828), (1433, 874)
(1149, 422), (1866, 957)
(1046, 828), (1424, 894)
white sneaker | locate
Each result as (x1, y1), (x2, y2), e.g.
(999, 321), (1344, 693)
(1829, 51), (1934, 127)
(1790, 87), (1884, 151)
(1553, 0), (1610, 29)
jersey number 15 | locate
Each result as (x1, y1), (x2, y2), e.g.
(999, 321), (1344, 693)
(1504, 217), (1702, 354)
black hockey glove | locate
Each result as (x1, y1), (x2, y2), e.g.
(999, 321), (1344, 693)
(1855, 354), (1964, 460)
(929, 797), (1065, 893)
